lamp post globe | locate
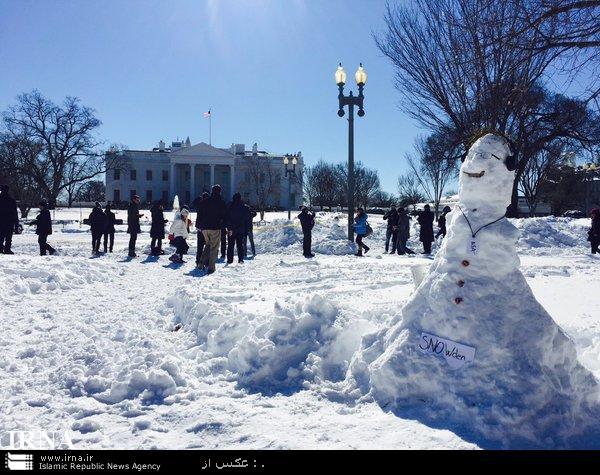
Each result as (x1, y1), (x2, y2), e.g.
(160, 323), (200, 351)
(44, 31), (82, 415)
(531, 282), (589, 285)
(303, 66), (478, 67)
(355, 63), (367, 86)
(335, 63), (347, 86)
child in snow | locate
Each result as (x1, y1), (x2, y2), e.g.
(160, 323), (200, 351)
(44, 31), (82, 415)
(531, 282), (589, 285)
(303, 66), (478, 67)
(353, 208), (370, 257)
(435, 205), (452, 239)
(169, 207), (190, 263)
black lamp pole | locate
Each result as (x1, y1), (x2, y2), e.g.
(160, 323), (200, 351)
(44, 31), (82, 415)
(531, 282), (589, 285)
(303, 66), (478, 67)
(337, 63), (366, 242)
(284, 154), (298, 220)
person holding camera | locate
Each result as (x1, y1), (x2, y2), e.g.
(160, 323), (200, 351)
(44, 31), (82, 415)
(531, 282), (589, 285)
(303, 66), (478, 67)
(298, 206), (316, 258)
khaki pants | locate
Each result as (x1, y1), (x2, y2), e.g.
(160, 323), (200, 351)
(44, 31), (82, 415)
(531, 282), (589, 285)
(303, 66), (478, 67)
(201, 229), (221, 272)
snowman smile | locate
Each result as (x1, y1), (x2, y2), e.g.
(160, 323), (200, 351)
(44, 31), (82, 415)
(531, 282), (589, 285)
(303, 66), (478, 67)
(462, 170), (485, 178)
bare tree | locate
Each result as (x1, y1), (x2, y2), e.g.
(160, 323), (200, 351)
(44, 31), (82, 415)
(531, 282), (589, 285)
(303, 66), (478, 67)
(300, 166), (315, 207)
(406, 133), (458, 217)
(312, 160), (339, 210)
(245, 154), (281, 220)
(76, 180), (106, 203)
(397, 173), (425, 211)
(335, 161), (381, 209)
(1, 90), (121, 207)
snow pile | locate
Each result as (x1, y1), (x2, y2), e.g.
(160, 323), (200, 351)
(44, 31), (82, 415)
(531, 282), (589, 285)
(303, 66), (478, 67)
(514, 217), (590, 255)
(168, 290), (368, 393)
(347, 134), (600, 448)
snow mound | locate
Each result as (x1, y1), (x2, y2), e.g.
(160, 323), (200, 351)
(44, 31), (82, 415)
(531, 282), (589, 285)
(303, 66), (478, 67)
(514, 217), (589, 255)
(168, 290), (368, 394)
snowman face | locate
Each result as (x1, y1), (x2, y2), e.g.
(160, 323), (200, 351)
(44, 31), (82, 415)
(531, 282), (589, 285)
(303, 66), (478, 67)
(458, 134), (515, 212)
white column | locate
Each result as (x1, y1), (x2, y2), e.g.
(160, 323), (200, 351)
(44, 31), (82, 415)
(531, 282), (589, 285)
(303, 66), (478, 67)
(230, 164), (235, 200)
(169, 162), (176, 202)
(210, 164), (215, 188)
(190, 164), (196, 199)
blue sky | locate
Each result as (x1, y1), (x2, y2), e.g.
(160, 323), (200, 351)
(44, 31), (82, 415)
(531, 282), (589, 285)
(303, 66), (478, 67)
(0, 0), (425, 194)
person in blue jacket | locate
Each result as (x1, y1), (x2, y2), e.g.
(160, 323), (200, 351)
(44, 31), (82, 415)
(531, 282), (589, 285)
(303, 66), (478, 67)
(353, 208), (370, 257)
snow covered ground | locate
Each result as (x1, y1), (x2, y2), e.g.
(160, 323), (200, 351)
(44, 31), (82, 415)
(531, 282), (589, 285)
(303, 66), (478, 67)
(0, 210), (598, 449)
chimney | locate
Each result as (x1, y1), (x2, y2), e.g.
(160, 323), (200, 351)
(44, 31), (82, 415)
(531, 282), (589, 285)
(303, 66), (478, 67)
(252, 142), (258, 154)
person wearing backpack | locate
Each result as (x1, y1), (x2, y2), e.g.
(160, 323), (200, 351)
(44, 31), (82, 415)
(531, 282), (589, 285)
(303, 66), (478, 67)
(298, 206), (316, 257)
(353, 208), (371, 257)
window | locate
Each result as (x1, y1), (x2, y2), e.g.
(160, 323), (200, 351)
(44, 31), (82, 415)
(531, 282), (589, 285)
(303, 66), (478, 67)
(162, 170), (168, 181)
(114, 169), (120, 180)
(162, 190), (168, 203)
(113, 189), (120, 202)
(146, 170), (152, 181)
(146, 190), (152, 202)
(130, 169), (137, 180)
(130, 190), (137, 200)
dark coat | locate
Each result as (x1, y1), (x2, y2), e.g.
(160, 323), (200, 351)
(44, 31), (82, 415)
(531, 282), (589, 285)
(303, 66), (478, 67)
(33, 208), (52, 235)
(383, 209), (399, 228)
(246, 206), (257, 231)
(104, 209), (116, 233)
(418, 209), (435, 243)
(437, 212), (448, 235)
(227, 198), (250, 235)
(0, 193), (18, 228)
(88, 207), (108, 233)
(197, 193), (228, 230)
(150, 205), (167, 239)
(397, 211), (410, 240)
(298, 210), (315, 232)
(589, 215), (600, 241)
(127, 201), (141, 234)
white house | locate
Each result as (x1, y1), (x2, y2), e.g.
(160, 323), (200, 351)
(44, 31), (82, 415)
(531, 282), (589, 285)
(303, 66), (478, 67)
(105, 139), (303, 209)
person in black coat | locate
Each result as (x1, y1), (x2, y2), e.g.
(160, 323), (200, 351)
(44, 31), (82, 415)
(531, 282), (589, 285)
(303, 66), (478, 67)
(31, 200), (56, 256)
(244, 204), (257, 257)
(226, 192), (249, 264)
(150, 201), (168, 256)
(589, 208), (600, 254)
(0, 184), (19, 254)
(197, 184), (229, 274)
(127, 195), (143, 257)
(194, 192), (209, 265)
(103, 203), (116, 253)
(418, 204), (435, 254)
(435, 206), (451, 239)
(88, 202), (108, 254)
(383, 206), (399, 253)
(298, 206), (316, 257)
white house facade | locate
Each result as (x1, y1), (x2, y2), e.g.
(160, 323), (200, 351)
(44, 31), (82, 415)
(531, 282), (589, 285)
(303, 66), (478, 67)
(105, 139), (303, 209)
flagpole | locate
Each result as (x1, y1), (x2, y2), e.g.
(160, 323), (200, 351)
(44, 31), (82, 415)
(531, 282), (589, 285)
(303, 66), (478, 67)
(209, 107), (212, 146)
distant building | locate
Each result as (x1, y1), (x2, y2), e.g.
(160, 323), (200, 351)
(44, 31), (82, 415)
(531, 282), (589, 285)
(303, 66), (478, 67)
(105, 139), (303, 209)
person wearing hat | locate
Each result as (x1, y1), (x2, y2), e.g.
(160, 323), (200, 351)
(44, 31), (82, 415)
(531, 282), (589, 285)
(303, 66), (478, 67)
(168, 206), (190, 263)
(435, 205), (452, 240)
(196, 184), (228, 274)
(127, 195), (143, 257)
(383, 205), (399, 253)
(31, 200), (56, 256)
(0, 184), (19, 254)
(418, 204), (435, 254)
(88, 201), (108, 255)
(297, 206), (316, 257)
(226, 192), (249, 264)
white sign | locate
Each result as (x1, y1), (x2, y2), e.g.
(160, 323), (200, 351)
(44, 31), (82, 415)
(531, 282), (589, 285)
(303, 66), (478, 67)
(466, 237), (479, 256)
(418, 332), (476, 370)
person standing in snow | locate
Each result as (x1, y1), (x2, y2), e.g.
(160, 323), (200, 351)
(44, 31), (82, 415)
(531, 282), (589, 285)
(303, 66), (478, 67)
(383, 205), (399, 253)
(244, 204), (257, 257)
(298, 206), (316, 258)
(396, 207), (414, 255)
(353, 208), (370, 257)
(435, 206), (452, 239)
(88, 202), (108, 254)
(226, 192), (248, 264)
(169, 207), (190, 263)
(418, 204), (435, 254)
(149, 201), (168, 256)
(0, 184), (19, 254)
(31, 200), (56, 256)
(588, 208), (600, 254)
(194, 191), (209, 266)
(196, 185), (228, 274)
(127, 195), (143, 257)
(103, 203), (116, 253)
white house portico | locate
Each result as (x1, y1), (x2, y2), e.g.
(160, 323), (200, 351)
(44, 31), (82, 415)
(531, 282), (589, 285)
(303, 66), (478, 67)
(105, 138), (303, 210)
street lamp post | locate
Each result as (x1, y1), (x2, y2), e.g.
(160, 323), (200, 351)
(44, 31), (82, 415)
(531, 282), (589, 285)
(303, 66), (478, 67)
(283, 154), (298, 220)
(336, 62), (367, 241)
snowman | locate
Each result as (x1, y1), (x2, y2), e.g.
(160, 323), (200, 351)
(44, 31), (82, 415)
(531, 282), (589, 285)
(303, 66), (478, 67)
(348, 133), (599, 448)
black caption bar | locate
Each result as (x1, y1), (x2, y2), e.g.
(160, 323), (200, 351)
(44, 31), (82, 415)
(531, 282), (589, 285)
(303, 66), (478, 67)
(1, 450), (597, 473)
